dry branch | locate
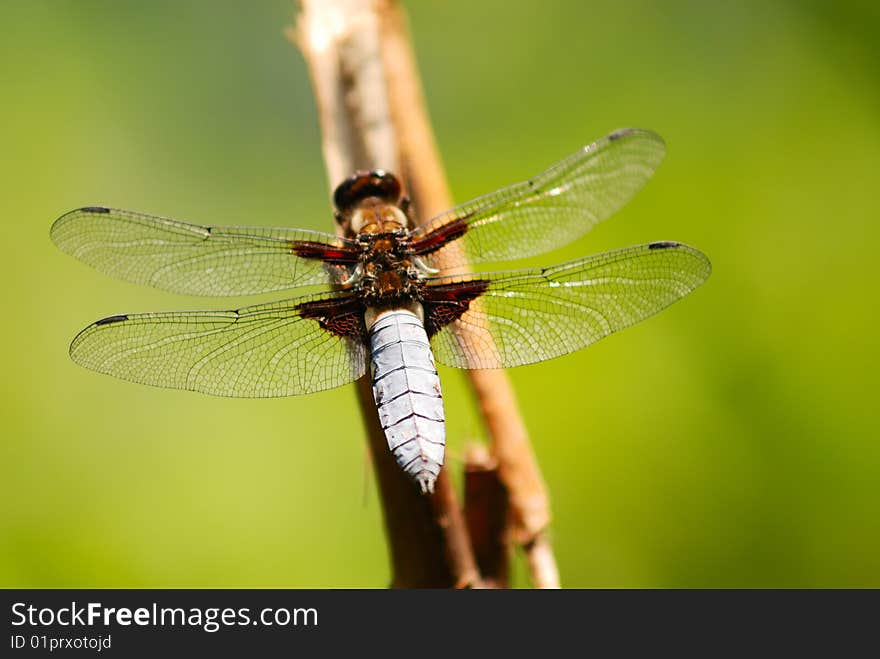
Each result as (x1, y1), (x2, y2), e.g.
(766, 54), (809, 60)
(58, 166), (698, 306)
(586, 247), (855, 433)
(294, 0), (478, 588)
(463, 444), (509, 588)
(293, 0), (558, 588)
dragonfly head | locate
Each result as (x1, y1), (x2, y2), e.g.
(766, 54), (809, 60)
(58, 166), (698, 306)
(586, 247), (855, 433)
(333, 170), (408, 235)
(334, 170), (402, 213)
(333, 170), (410, 237)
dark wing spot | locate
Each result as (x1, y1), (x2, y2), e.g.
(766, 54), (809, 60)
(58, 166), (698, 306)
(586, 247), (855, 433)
(649, 241), (680, 250)
(80, 206), (110, 214)
(94, 314), (129, 326)
(608, 128), (634, 142)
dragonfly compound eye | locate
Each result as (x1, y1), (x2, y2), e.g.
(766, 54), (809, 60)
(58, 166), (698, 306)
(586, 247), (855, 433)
(333, 170), (403, 216)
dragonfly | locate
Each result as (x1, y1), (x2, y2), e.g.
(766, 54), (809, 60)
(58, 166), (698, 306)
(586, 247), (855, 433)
(51, 128), (710, 494)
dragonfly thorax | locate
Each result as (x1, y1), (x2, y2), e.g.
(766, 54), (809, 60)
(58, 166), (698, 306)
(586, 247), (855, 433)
(347, 199), (410, 236)
(359, 256), (424, 308)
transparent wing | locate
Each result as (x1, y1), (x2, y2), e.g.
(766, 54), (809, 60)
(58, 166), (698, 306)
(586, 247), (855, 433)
(427, 242), (710, 369)
(51, 207), (359, 296)
(411, 128), (666, 266)
(69, 292), (367, 397)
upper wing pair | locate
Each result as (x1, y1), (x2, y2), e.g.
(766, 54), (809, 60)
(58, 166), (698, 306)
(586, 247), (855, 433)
(51, 128), (667, 296)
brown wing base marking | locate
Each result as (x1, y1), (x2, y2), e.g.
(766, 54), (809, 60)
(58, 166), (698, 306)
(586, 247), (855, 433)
(291, 241), (360, 264)
(410, 218), (471, 256)
(296, 295), (366, 339)
(422, 279), (490, 337)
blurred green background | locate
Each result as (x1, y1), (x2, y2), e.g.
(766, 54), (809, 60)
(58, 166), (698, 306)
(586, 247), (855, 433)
(1, 0), (878, 587)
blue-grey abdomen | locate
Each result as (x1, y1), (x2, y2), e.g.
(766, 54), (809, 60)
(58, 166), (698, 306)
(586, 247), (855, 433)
(368, 307), (445, 493)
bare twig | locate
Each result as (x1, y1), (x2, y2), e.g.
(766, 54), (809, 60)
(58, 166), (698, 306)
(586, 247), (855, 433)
(463, 444), (509, 588)
(293, 0), (559, 588)
(293, 0), (479, 588)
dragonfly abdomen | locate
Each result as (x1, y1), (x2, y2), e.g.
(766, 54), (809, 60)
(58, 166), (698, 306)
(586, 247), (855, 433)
(368, 307), (445, 493)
